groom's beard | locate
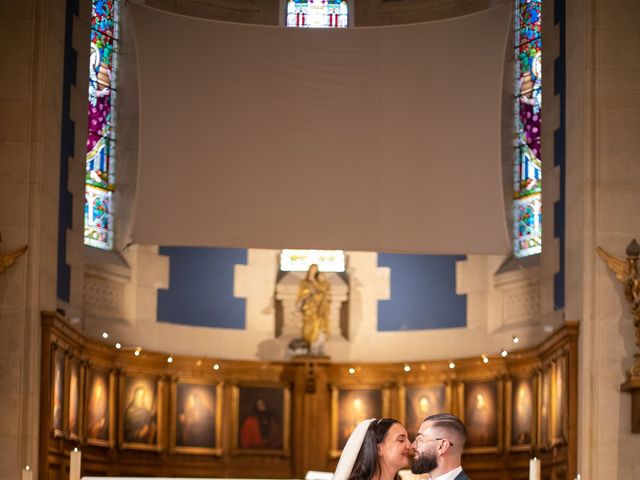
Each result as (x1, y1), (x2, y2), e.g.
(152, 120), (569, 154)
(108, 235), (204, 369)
(411, 450), (438, 474)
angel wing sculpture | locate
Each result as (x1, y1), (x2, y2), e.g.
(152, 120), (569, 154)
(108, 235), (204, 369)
(598, 239), (640, 377)
(0, 234), (28, 274)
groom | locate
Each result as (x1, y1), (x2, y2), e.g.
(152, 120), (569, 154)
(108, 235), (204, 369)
(410, 413), (470, 480)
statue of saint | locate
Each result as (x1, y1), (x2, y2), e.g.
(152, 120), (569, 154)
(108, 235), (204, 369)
(297, 264), (331, 355)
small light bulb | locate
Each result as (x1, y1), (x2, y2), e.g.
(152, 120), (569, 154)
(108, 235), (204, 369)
(134, 348), (141, 357)
(512, 335), (520, 344)
(348, 367), (356, 374)
(25, 466), (30, 471)
(448, 361), (456, 369)
(167, 356), (173, 363)
(73, 447), (78, 452)
(481, 354), (489, 364)
(213, 363), (220, 370)
(501, 349), (508, 357)
(403, 364), (411, 372)
(115, 342), (121, 349)
(102, 332), (109, 339)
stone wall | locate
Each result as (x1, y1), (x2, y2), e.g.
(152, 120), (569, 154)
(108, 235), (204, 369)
(567, 0), (640, 477)
(0, 0), (66, 477)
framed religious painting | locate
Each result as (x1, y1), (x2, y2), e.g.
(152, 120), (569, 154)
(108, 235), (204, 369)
(538, 364), (552, 449)
(119, 373), (163, 451)
(85, 366), (115, 447)
(65, 354), (83, 441)
(551, 355), (568, 446)
(50, 345), (65, 437)
(505, 375), (535, 452)
(170, 378), (223, 455)
(400, 382), (451, 440)
(330, 384), (391, 457)
(231, 382), (291, 456)
(458, 378), (502, 454)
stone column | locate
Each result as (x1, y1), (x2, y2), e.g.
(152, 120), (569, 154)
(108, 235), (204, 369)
(0, 0), (66, 477)
(565, 0), (640, 477)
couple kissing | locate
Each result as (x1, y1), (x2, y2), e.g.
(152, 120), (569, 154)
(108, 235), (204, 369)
(333, 413), (470, 480)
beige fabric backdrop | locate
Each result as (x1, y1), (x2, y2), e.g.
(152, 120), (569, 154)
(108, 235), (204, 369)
(129, 3), (512, 254)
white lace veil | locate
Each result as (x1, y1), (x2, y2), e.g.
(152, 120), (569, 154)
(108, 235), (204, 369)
(332, 418), (377, 480)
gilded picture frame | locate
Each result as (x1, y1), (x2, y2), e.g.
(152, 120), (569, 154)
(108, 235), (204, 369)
(85, 366), (115, 447)
(399, 382), (451, 440)
(457, 378), (503, 454)
(50, 344), (65, 438)
(330, 384), (391, 458)
(505, 374), (536, 452)
(170, 377), (223, 455)
(65, 354), (83, 441)
(119, 373), (163, 451)
(231, 382), (291, 456)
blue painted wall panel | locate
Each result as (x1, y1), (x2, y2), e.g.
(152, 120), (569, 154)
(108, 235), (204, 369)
(377, 254), (466, 331)
(158, 247), (247, 329)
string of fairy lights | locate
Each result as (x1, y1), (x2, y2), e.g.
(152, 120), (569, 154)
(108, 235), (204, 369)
(98, 331), (525, 375)
(100, 331), (221, 370)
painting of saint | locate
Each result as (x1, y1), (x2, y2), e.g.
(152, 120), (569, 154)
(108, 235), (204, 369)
(337, 388), (382, 450)
(51, 349), (64, 435)
(237, 386), (285, 450)
(175, 382), (218, 450)
(552, 357), (566, 443)
(123, 376), (158, 446)
(511, 377), (533, 446)
(405, 385), (446, 439)
(86, 369), (110, 442)
(68, 360), (80, 438)
(464, 380), (498, 448)
(540, 366), (551, 446)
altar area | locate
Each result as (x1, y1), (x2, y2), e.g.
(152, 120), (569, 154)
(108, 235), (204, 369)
(40, 313), (577, 480)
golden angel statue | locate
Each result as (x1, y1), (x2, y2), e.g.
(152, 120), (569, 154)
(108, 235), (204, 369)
(0, 233), (27, 274)
(297, 264), (331, 356)
(598, 239), (640, 375)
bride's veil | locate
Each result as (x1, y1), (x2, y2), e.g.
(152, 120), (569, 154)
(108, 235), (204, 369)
(332, 419), (376, 480)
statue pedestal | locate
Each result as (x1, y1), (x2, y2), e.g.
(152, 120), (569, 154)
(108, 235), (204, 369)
(621, 356), (640, 433)
(275, 271), (349, 340)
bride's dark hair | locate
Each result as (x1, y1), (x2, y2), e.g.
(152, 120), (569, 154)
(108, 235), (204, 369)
(347, 418), (402, 480)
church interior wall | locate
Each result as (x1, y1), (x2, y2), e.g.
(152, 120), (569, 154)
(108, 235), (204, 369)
(2, 0), (640, 478)
(0, 0), (69, 478)
(563, 0), (640, 478)
(75, 0), (549, 365)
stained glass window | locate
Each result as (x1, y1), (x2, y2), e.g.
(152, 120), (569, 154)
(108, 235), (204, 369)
(514, 0), (542, 257)
(286, 0), (348, 28)
(85, 0), (119, 249)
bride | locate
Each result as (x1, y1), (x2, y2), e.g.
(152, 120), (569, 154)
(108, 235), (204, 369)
(334, 418), (413, 480)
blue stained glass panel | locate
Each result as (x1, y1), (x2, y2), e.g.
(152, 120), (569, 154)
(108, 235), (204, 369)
(91, 0), (119, 39)
(514, 0), (542, 258)
(85, 186), (113, 249)
(85, 0), (119, 249)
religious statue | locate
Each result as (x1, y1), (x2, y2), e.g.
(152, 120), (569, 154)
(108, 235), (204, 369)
(296, 264), (331, 356)
(598, 239), (640, 376)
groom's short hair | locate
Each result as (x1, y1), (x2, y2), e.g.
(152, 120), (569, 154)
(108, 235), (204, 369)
(423, 413), (467, 445)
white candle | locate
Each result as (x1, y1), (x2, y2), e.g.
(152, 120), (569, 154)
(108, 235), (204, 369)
(529, 457), (541, 480)
(22, 466), (32, 480)
(69, 448), (81, 480)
